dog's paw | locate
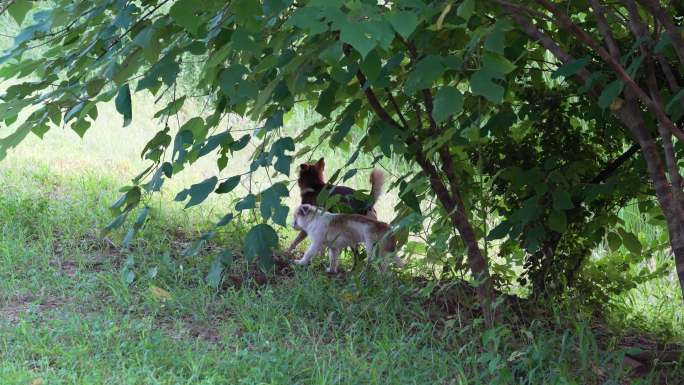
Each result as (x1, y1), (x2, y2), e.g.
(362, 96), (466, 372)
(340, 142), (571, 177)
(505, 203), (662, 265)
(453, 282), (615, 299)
(325, 267), (338, 274)
(293, 259), (308, 266)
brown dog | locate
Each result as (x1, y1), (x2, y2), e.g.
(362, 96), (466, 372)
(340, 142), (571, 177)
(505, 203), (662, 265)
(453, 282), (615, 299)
(291, 204), (403, 273)
(286, 158), (384, 252)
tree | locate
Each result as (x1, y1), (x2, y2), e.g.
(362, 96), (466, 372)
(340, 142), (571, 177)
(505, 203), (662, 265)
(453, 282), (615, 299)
(496, 0), (684, 301)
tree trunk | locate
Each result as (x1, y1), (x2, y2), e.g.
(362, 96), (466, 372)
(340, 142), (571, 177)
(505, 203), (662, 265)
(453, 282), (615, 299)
(668, 220), (684, 301)
(346, 56), (498, 327)
(615, 93), (684, 301)
(413, 148), (497, 327)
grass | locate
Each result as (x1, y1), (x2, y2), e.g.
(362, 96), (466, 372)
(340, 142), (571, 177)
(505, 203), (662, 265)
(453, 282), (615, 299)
(0, 168), (673, 385)
(0, 108), (682, 384)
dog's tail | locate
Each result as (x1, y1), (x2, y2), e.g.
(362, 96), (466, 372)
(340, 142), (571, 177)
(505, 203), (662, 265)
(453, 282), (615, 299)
(369, 169), (385, 203)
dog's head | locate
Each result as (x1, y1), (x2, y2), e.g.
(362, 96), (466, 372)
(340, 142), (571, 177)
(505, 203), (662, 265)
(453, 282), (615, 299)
(298, 158), (325, 189)
(292, 204), (316, 231)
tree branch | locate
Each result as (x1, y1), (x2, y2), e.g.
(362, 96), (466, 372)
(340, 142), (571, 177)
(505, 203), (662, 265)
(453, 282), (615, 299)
(622, 0), (684, 117)
(384, 88), (409, 129)
(589, 144), (640, 184)
(636, 0), (684, 65)
(588, 0), (621, 60)
(622, 0), (684, 196)
(535, 0), (684, 143)
(0, 0), (16, 15)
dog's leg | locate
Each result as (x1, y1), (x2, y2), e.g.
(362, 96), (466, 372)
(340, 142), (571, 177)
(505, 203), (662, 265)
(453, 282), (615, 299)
(349, 245), (360, 272)
(394, 254), (405, 268)
(294, 241), (323, 266)
(364, 241), (377, 260)
(286, 230), (308, 253)
(327, 248), (341, 274)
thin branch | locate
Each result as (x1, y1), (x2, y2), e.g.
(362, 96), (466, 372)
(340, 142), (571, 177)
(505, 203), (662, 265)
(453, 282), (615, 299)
(535, 0), (684, 143)
(622, 0), (684, 196)
(0, 0), (16, 15)
(589, 144), (640, 184)
(494, 1), (593, 93)
(647, 62), (684, 192)
(384, 88), (409, 129)
(588, 0), (621, 60)
(636, 0), (684, 65)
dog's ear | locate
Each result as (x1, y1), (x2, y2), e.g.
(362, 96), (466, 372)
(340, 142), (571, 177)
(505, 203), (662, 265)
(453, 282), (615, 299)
(299, 163), (308, 170)
(296, 204), (310, 217)
(301, 204), (316, 216)
(315, 157), (325, 171)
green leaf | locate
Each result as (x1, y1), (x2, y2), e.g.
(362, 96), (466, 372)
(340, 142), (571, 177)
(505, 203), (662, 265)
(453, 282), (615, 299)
(206, 250), (233, 289)
(235, 194), (256, 211)
(244, 224), (279, 263)
(115, 84), (132, 127)
(260, 183), (290, 226)
(456, 0), (474, 20)
(181, 117), (207, 142)
(340, 23), (377, 59)
(216, 213), (234, 227)
(8, 0), (32, 25)
(484, 24), (506, 54)
(548, 211), (567, 233)
(487, 220), (511, 241)
(552, 56), (590, 79)
(86, 78), (106, 97)
(433, 86), (464, 123)
(316, 82), (338, 118)
(216, 176), (241, 194)
(169, 0), (205, 35)
(552, 190), (574, 211)
(598, 80), (624, 109)
(154, 96), (186, 118)
(271, 137), (295, 176)
(133, 26), (161, 62)
(482, 52), (516, 75)
(175, 176), (218, 209)
(104, 211), (130, 234)
(122, 207), (150, 248)
(607, 231), (622, 251)
(666, 89), (684, 115)
(524, 225), (544, 253)
(71, 119), (91, 138)
(404, 55), (445, 95)
(470, 69), (504, 103)
(618, 229), (642, 255)
(388, 10), (419, 39)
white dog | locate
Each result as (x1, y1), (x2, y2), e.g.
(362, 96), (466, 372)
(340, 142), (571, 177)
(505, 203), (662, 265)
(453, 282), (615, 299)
(291, 204), (404, 273)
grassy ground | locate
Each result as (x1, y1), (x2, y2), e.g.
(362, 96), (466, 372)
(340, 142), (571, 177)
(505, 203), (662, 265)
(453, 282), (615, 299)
(3, 160), (680, 385)
(0, 96), (681, 384)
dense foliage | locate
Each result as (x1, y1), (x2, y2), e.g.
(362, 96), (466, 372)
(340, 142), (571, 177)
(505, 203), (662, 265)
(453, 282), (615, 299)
(1, 0), (683, 326)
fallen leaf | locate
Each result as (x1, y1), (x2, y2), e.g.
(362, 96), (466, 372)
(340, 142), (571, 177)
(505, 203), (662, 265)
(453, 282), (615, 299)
(149, 285), (172, 301)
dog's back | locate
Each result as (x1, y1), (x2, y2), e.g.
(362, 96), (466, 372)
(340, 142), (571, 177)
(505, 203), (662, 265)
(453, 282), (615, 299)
(328, 213), (396, 254)
(298, 158), (383, 217)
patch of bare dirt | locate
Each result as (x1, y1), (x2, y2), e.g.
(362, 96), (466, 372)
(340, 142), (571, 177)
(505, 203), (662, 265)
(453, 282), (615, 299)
(158, 312), (233, 344)
(0, 295), (71, 324)
(218, 253), (294, 290)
